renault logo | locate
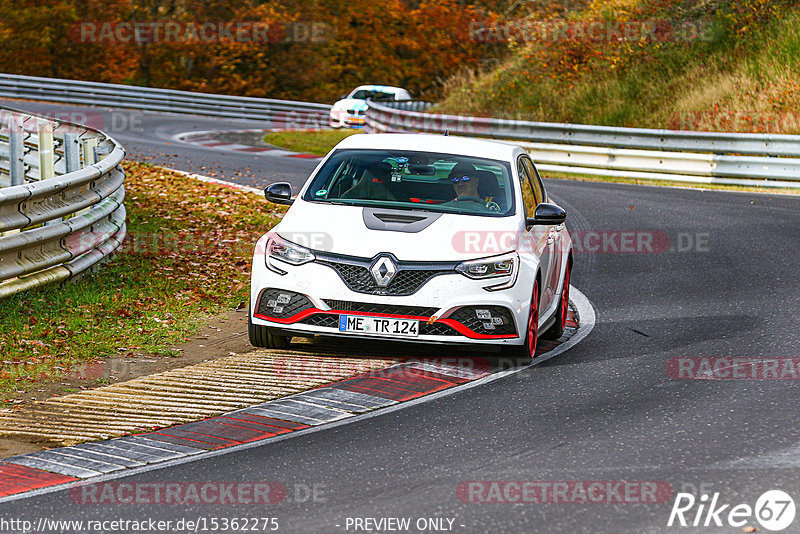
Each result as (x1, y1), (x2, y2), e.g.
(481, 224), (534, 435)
(370, 256), (397, 287)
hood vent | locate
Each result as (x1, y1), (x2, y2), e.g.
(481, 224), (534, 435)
(363, 207), (442, 233)
(374, 213), (426, 224)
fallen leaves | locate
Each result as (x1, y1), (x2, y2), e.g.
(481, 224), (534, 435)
(0, 162), (282, 395)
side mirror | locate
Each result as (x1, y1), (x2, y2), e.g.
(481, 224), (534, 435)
(527, 203), (566, 226)
(340, 94), (348, 100)
(264, 182), (294, 206)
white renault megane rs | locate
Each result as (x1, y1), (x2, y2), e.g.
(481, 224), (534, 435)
(249, 134), (573, 359)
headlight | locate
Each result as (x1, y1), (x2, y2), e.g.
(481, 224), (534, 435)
(456, 252), (519, 291)
(267, 235), (315, 267)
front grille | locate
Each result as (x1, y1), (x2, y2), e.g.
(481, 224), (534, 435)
(257, 289), (314, 319)
(297, 312), (459, 336)
(421, 322), (459, 336)
(324, 300), (437, 317)
(316, 253), (456, 296)
(449, 306), (517, 336)
(299, 314), (339, 328)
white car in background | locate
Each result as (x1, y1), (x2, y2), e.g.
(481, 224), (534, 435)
(250, 134), (573, 360)
(329, 85), (412, 129)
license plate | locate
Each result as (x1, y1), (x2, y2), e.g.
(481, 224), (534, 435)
(338, 315), (419, 338)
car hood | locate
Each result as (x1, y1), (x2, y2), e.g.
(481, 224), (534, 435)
(273, 200), (521, 261)
(331, 98), (369, 111)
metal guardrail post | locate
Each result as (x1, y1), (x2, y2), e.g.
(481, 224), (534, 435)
(1, 105), (127, 298)
(63, 133), (81, 172)
(37, 123), (59, 226)
(38, 123), (55, 181)
(8, 115), (23, 186)
(82, 137), (98, 165)
(62, 132), (83, 220)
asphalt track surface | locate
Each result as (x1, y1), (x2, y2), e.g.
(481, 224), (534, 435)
(3, 100), (800, 533)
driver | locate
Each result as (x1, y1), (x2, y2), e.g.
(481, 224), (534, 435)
(443, 163), (497, 212)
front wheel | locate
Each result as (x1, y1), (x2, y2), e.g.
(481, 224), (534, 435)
(248, 313), (291, 349)
(504, 279), (540, 361)
(542, 260), (571, 341)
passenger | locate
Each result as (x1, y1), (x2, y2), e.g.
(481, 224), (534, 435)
(475, 170), (503, 212)
(341, 161), (404, 201)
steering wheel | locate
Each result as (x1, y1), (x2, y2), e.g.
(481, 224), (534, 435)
(485, 200), (502, 213)
(455, 195), (499, 213)
(455, 195), (487, 204)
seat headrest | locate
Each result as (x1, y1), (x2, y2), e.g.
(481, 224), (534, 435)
(476, 170), (501, 197)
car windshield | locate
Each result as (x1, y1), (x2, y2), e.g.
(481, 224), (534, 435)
(349, 89), (396, 100)
(303, 149), (515, 217)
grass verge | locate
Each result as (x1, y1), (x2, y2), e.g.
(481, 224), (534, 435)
(263, 129), (362, 155)
(438, 0), (800, 134)
(0, 162), (285, 399)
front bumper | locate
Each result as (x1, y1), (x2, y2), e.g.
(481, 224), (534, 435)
(345, 116), (365, 127)
(329, 110), (365, 128)
(250, 250), (535, 347)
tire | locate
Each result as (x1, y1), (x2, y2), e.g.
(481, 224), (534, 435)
(248, 313), (291, 349)
(504, 279), (540, 361)
(542, 260), (571, 341)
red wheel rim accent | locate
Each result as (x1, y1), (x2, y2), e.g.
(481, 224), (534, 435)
(527, 282), (539, 358)
(560, 264), (571, 330)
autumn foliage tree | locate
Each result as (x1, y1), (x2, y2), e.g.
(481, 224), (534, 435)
(0, 0), (509, 102)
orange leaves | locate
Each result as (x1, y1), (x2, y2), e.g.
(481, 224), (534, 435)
(122, 161), (281, 299)
(0, 0), (505, 102)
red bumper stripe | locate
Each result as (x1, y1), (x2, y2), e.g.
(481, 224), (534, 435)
(255, 309), (518, 340)
(437, 318), (517, 339)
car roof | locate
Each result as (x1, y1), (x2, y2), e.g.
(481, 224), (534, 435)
(351, 85), (407, 94)
(333, 133), (521, 161)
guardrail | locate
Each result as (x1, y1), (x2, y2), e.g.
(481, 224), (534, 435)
(366, 100), (800, 188)
(0, 106), (126, 299)
(0, 73), (331, 124)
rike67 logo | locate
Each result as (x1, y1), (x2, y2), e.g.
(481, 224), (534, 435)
(668, 490), (795, 531)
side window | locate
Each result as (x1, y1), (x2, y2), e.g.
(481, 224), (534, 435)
(517, 158), (537, 217)
(522, 157), (545, 205)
